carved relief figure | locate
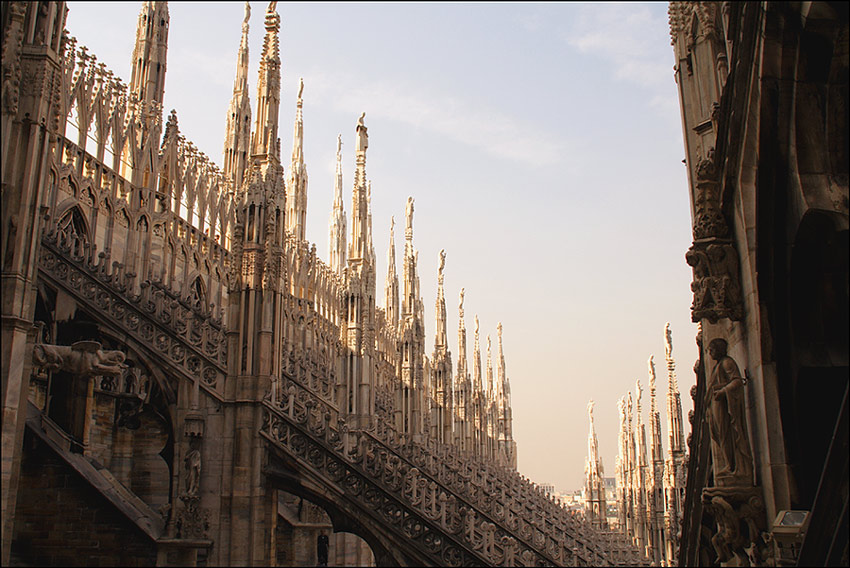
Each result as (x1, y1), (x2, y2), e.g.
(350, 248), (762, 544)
(706, 338), (753, 485)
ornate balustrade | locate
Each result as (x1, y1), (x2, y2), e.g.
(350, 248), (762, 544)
(38, 234), (228, 394)
(264, 374), (613, 566)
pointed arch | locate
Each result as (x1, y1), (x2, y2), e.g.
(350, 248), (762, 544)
(137, 215), (151, 281)
(186, 274), (207, 313)
(56, 204), (91, 244)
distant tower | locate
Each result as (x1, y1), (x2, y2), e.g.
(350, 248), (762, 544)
(328, 135), (346, 274)
(286, 78), (308, 241)
(222, 2), (252, 190)
(584, 400), (608, 530)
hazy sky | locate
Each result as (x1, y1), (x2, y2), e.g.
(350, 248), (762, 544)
(65, 2), (699, 492)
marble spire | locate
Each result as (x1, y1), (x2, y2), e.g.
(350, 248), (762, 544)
(665, 323), (685, 455)
(384, 217), (399, 326)
(328, 135), (346, 274)
(348, 113), (370, 262)
(456, 288), (470, 452)
(434, 250), (448, 351)
(287, 78), (308, 241)
(401, 197), (419, 317)
(251, 1), (282, 160)
(129, 1), (169, 107)
(222, 1), (252, 190)
(585, 399), (607, 529)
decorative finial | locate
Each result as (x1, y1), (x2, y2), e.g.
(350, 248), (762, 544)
(459, 288), (465, 312)
(588, 400), (595, 420)
(438, 249), (446, 276)
(243, 1), (251, 27)
(474, 315), (479, 334)
(298, 77), (304, 101)
(336, 133), (342, 156)
(665, 322), (673, 356)
(267, 2), (277, 14)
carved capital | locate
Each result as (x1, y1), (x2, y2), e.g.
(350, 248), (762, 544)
(693, 150), (730, 241)
(686, 240), (743, 322)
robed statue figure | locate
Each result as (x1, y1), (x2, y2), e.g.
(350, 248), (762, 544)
(706, 338), (753, 486)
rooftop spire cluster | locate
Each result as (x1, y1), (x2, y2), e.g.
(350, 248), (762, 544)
(585, 323), (687, 565)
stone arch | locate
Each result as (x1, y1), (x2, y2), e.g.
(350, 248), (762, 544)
(55, 202), (91, 241)
(136, 214), (151, 280)
(186, 274), (207, 313)
(780, 209), (849, 508)
(55, 203), (91, 259)
(264, 456), (406, 567)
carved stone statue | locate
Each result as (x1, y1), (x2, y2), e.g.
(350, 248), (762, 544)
(356, 112), (368, 152)
(706, 338), (753, 486)
(405, 197), (414, 234)
(184, 446), (202, 497)
(32, 341), (126, 378)
(242, 1), (250, 31)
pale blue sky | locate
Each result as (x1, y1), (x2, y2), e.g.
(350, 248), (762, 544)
(66, 2), (698, 492)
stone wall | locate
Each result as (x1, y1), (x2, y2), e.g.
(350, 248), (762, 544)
(10, 430), (157, 567)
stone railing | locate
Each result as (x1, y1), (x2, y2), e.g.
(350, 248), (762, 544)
(263, 374), (615, 566)
(38, 235), (227, 393)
